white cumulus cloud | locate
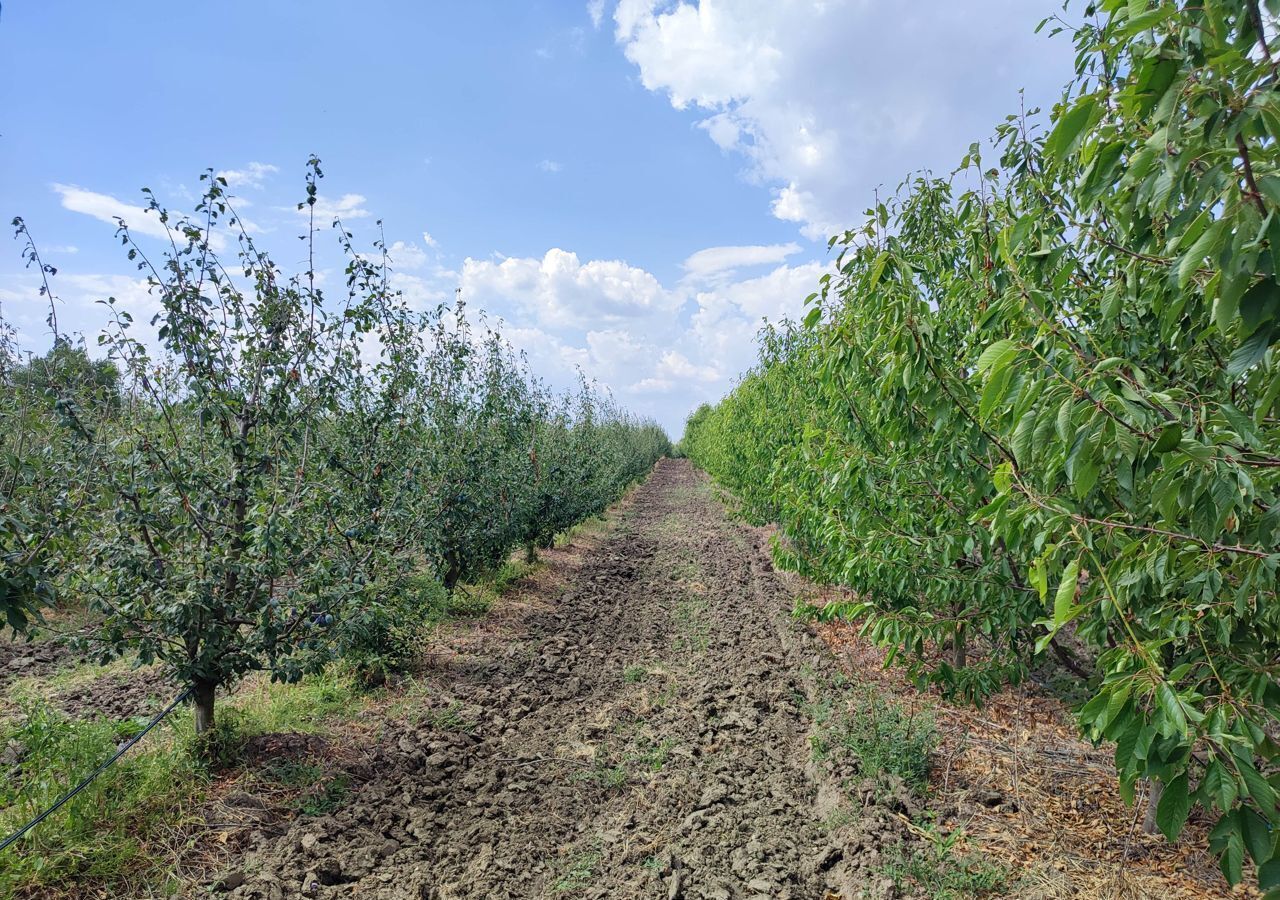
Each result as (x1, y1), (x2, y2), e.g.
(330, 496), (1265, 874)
(387, 240), (429, 270)
(612, 0), (1073, 241)
(455, 242), (829, 431)
(298, 193), (371, 222)
(460, 248), (678, 329)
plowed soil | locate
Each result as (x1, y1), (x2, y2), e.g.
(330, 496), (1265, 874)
(222, 459), (910, 900)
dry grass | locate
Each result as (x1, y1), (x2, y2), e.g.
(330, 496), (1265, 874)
(805, 583), (1257, 900)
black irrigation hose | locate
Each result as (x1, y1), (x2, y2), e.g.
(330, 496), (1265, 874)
(0, 685), (192, 855)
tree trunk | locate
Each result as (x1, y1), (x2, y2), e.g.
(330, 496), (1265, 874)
(1049, 635), (1091, 678)
(524, 541), (538, 564)
(1142, 778), (1164, 835)
(953, 625), (967, 669)
(192, 678), (216, 736)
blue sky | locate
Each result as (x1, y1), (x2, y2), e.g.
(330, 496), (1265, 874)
(0, 1), (1077, 435)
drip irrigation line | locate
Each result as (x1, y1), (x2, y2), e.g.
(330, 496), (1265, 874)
(0, 685), (192, 855)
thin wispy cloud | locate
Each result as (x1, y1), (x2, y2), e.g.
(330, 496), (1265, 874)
(53, 183), (227, 251)
(216, 162), (279, 190)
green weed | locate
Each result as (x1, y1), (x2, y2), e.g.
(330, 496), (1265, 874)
(491, 558), (539, 593)
(672, 594), (710, 654)
(296, 774), (351, 816)
(260, 758), (323, 788)
(552, 849), (601, 893)
(0, 701), (203, 897)
(224, 668), (361, 739)
(881, 838), (1007, 899)
(817, 688), (937, 792)
(425, 701), (475, 732)
(573, 762), (628, 790)
(632, 737), (677, 773)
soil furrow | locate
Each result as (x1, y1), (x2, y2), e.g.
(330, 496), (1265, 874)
(223, 460), (902, 900)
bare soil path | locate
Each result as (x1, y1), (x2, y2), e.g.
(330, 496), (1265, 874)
(223, 460), (905, 900)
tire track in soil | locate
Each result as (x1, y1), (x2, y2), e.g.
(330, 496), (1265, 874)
(223, 460), (907, 900)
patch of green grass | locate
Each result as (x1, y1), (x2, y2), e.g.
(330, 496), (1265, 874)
(259, 758), (322, 788)
(799, 694), (834, 726)
(672, 593), (710, 654)
(424, 701), (476, 732)
(819, 806), (858, 832)
(0, 701), (204, 897)
(554, 513), (611, 549)
(296, 774), (351, 816)
(224, 667), (361, 738)
(446, 585), (495, 617)
(623, 665), (648, 683)
(444, 556), (542, 617)
(881, 839), (1007, 899)
(838, 690), (937, 791)
(816, 688), (937, 792)
(491, 558), (539, 593)
(552, 849), (601, 893)
(631, 737), (677, 773)
(573, 761), (628, 790)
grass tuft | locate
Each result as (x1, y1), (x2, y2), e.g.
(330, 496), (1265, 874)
(552, 849), (601, 893)
(0, 701), (204, 897)
(881, 839), (1008, 899)
(811, 686), (937, 792)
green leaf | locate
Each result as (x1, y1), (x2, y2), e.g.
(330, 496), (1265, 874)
(1202, 759), (1239, 810)
(1153, 423), (1182, 453)
(980, 365), (1012, 418)
(1216, 271), (1250, 334)
(1240, 758), (1279, 818)
(1029, 557), (1048, 602)
(975, 339), (1017, 375)
(1102, 283), (1124, 320)
(1072, 456), (1100, 498)
(1222, 828), (1245, 885)
(867, 251), (890, 290)
(1240, 807), (1274, 865)
(1177, 219), (1223, 288)
(1056, 397), (1075, 442)
(1047, 99), (1095, 162)
(1241, 278), (1280, 336)
(1156, 773), (1192, 841)
(1012, 411), (1037, 464)
(1156, 683), (1188, 737)
(1228, 325), (1274, 377)
(1053, 559), (1080, 626)
(1260, 857), (1280, 890)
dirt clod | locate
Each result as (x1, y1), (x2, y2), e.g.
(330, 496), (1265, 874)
(223, 461), (904, 899)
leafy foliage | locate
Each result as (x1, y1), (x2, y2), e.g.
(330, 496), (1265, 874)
(685, 1), (1280, 889)
(0, 161), (669, 737)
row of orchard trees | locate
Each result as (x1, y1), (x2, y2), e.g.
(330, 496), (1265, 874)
(684, 0), (1280, 891)
(1, 162), (669, 734)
